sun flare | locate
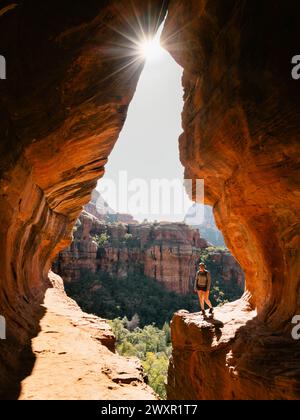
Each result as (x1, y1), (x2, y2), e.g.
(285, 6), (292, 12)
(139, 36), (164, 61)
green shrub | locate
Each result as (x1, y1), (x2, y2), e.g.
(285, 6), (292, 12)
(109, 318), (171, 399)
(93, 233), (110, 248)
(65, 270), (199, 328)
(65, 267), (243, 328)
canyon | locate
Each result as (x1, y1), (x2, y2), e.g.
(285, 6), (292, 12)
(0, 0), (299, 400)
(54, 191), (243, 297)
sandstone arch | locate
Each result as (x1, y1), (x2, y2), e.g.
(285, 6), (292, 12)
(0, 0), (299, 399)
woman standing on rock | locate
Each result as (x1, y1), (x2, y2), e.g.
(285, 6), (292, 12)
(194, 262), (214, 317)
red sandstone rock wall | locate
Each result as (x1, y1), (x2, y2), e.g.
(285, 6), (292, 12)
(163, 0), (300, 325)
(0, 0), (167, 397)
(0, 0), (299, 400)
(163, 0), (300, 400)
(167, 302), (300, 400)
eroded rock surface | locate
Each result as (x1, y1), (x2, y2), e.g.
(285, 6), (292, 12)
(19, 272), (157, 400)
(163, 0), (300, 325)
(0, 0), (167, 398)
(168, 301), (300, 400)
(163, 0), (300, 399)
(0, 0), (299, 400)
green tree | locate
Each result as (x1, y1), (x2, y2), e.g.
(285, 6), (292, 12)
(93, 233), (110, 248)
(109, 319), (172, 399)
(162, 322), (171, 344)
(142, 352), (169, 399)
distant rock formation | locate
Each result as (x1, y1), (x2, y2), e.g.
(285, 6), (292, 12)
(205, 248), (244, 290)
(55, 210), (209, 294)
(84, 190), (138, 225)
(185, 204), (226, 247)
(54, 199), (244, 297)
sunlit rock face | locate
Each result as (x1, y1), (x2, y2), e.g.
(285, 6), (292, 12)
(0, 0), (167, 398)
(167, 302), (300, 400)
(163, 0), (300, 400)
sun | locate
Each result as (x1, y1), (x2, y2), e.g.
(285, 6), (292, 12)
(139, 36), (164, 61)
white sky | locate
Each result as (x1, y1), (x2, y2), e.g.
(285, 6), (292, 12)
(97, 24), (196, 222)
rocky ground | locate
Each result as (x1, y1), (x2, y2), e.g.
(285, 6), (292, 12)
(167, 300), (300, 400)
(19, 272), (157, 400)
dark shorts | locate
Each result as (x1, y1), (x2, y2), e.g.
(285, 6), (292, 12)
(197, 286), (208, 292)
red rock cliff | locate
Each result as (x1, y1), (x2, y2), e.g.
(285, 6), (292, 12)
(55, 210), (209, 294)
(0, 0), (167, 398)
(206, 249), (244, 289)
(163, 0), (300, 399)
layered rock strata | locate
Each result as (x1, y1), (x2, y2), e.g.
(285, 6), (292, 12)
(163, 0), (300, 399)
(168, 301), (300, 400)
(55, 210), (209, 294)
(0, 0), (167, 397)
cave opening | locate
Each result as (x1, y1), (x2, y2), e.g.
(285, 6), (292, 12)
(1, 0), (298, 401)
(56, 21), (244, 399)
(98, 22), (191, 224)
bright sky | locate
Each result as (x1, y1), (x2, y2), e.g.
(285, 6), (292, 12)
(97, 24), (196, 222)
